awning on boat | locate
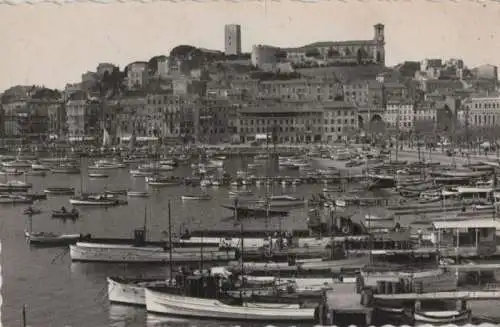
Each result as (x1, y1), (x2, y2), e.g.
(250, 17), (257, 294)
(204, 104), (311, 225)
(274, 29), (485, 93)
(433, 219), (500, 230)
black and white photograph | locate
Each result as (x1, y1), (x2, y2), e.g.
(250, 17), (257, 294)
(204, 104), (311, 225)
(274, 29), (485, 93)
(1, 1), (500, 326)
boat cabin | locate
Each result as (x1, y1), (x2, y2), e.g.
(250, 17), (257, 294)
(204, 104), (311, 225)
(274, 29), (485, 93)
(432, 219), (500, 258)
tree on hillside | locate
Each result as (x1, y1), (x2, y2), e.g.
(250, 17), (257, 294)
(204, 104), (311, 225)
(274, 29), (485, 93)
(170, 45), (197, 59)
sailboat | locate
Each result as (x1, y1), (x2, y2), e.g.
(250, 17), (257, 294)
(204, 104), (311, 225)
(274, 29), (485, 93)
(69, 158), (118, 206)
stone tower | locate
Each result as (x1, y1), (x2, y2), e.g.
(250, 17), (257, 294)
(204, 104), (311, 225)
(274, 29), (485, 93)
(224, 24), (242, 56)
(373, 23), (385, 65)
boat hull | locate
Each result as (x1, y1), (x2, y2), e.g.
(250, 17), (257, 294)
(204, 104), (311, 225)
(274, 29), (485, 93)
(69, 199), (117, 206)
(70, 243), (236, 263)
(412, 310), (471, 324)
(26, 232), (81, 246)
(145, 289), (315, 321)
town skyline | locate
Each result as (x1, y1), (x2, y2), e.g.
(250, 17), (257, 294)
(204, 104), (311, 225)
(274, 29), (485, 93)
(1, 1), (500, 91)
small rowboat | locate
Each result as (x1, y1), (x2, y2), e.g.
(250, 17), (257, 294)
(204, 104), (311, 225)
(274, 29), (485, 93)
(23, 207), (42, 215)
(127, 191), (150, 198)
(89, 172), (109, 178)
(181, 194), (212, 201)
(52, 210), (79, 219)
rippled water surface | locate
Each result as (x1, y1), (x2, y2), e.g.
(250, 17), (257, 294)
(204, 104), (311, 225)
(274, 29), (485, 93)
(2, 157), (500, 326)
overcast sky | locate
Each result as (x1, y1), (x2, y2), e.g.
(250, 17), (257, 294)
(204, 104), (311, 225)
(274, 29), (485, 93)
(0, 1), (499, 91)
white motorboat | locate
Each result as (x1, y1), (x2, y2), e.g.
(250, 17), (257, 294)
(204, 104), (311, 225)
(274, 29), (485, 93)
(69, 242), (236, 263)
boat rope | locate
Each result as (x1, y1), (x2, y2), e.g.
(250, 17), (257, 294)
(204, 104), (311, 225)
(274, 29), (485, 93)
(50, 247), (69, 264)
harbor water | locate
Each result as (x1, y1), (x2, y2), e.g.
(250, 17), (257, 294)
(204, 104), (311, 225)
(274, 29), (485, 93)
(2, 157), (500, 326)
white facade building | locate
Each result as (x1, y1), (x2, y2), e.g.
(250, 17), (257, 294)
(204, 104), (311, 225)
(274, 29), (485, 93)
(384, 102), (414, 132)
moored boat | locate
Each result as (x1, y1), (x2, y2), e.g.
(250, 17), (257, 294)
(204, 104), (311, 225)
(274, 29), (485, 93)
(25, 231), (83, 246)
(2, 160), (32, 168)
(44, 187), (75, 195)
(88, 172), (109, 178)
(51, 165), (81, 174)
(23, 207), (42, 215)
(69, 194), (119, 206)
(52, 208), (79, 219)
(69, 242), (236, 263)
(88, 160), (126, 170)
(146, 176), (181, 187)
(0, 180), (32, 192)
(127, 191), (150, 197)
(181, 194), (212, 201)
(145, 282), (315, 321)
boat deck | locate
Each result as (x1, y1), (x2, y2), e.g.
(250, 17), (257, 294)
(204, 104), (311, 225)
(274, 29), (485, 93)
(373, 290), (500, 301)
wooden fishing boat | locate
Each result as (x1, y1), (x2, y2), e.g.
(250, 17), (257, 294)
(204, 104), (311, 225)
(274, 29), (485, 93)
(181, 194), (212, 201)
(44, 187), (75, 195)
(52, 209), (79, 219)
(127, 191), (150, 197)
(107, 276), (173, 306)
(145, 278), (315, 321)
(25, 231), (82, 246)
(221, 205), (289, 218)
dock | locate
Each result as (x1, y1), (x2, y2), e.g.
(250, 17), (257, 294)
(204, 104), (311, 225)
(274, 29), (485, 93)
(318, 284), (374, 325)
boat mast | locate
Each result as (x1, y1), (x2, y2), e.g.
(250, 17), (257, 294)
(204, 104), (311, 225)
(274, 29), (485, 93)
(168, 200), (173, 282)
(239, 218), (244, 302)
(200, 230), (204, 272)
(143, 205), (147, 241)
(79, 157), (83, 195)
(21, 305), (27, 327)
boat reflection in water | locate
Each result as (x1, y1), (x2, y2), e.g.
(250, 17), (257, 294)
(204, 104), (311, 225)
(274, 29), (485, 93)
(108, 304), (145, 327)
(146, 313), (300, 327)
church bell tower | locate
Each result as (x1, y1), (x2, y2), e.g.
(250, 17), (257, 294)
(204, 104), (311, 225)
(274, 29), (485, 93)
(373, 23), (385, 65)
